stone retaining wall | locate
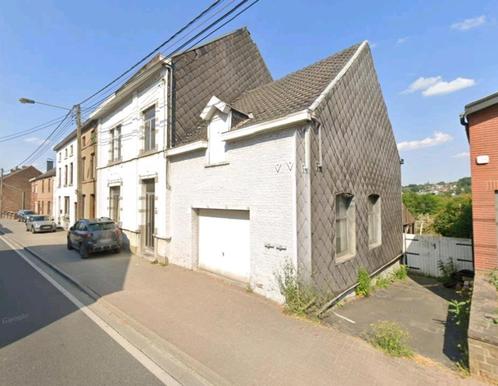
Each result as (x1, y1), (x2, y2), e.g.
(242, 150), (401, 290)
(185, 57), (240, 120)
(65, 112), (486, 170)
(468, 272), (498, 382)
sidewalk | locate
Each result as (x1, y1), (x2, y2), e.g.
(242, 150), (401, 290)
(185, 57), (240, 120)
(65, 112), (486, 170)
(0, 219), (485, 385)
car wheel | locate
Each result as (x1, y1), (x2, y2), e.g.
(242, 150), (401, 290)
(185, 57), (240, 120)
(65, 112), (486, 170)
(67, 237), (73, 250)
(31, 227), (35, 234)
(113, 247), (121, 254)
(79, 243), (89, 259)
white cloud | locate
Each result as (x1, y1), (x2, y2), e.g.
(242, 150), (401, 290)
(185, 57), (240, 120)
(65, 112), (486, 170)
(24, 137), (49, 145)
(451, 15), (486, 31)
(403, 76), (475, 96)
(396, 37), (408, 45)
(397, 131), (453, 151)
(452, 151), (470, 159)
(403, 76), (441, 94)
(423, 77), (475, 96)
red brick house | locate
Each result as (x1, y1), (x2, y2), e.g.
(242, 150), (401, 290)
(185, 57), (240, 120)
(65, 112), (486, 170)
(0, 165), (42, 213)
(461, 92), (498, 383)
(461, 93), (498, 271)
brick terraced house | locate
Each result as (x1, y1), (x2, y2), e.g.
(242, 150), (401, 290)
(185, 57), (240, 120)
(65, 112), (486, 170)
(29, 161), (55, 216)
(0, 165), (41, 213)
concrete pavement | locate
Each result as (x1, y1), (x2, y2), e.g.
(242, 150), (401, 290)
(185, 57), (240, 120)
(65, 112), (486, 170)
(0, 219), (486, 385)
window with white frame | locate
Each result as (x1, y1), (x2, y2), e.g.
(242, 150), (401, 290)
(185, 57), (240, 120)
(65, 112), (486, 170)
(70, 145), (73, 156)
(142, 105), (156, 152)
(368, 194), (381, 248)
(109, 186), (121, 222)
(335, 193), (355, 260)
(110, 126), (121, 162)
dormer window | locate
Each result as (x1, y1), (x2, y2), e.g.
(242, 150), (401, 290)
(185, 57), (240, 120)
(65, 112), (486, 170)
(207, 111), (228, 164)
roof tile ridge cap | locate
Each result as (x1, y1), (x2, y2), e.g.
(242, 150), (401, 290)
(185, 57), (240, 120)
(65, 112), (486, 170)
(308, 40), (368, 113)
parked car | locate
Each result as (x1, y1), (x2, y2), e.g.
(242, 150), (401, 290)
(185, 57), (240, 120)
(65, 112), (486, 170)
(17, 210), (34, 222)
(67, 218), (121, 258)
(26, 215), (57, 233)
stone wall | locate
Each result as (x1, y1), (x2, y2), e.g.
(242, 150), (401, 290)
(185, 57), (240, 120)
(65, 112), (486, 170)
(468, 272), (498, 382)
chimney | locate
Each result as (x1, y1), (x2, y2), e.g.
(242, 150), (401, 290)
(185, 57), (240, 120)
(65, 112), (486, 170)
(46, 159), (54, 171)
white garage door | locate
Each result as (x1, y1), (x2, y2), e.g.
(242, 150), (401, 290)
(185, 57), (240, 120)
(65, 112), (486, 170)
(198, 209), (250, 282)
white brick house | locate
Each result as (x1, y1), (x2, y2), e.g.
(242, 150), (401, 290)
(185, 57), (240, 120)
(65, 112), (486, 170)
(93, 57), (169, 258)
(53, 133), (78, 229)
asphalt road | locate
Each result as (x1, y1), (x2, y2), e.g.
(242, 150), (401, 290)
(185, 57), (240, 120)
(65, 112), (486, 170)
(0, 238), (164, 386)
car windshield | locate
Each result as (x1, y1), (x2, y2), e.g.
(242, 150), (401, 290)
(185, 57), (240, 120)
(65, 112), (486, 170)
(88, 222), (116, 231)
(32, 216), (48, 221)
(24, 211), (34, 215)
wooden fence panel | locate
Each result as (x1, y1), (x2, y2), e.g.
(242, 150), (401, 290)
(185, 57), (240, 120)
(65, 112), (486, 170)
(403, 233), (473, 277)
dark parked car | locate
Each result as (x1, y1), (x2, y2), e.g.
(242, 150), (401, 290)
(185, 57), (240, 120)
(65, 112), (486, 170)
(26, 215), (57, 233)
(17, 210), (34, 222)
(67, 218), (121, 258)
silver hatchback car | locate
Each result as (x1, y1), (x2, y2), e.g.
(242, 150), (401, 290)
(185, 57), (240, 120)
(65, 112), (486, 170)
(26, 215), (57, 233)
(67, 218), (122, 258)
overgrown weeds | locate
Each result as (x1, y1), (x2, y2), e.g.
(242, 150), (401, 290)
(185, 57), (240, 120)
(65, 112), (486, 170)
(367, 321), (413, 357)
(438, 258), (457, 285)
(490, 270), (498, 292)
(356, 268), (372, 297)
(393, 265), (408, 280)
(277, 262), (320, 317)
(448, 299), (471, 327)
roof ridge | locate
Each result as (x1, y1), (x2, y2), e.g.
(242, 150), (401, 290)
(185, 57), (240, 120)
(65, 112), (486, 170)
(233, 41), (364, 102)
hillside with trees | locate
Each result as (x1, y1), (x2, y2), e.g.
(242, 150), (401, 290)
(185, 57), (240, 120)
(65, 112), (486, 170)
(402, 177), (472, 238)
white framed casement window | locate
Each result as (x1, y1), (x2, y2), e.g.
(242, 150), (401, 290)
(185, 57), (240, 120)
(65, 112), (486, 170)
(142, 105), (156, 152)
(335, 193), (356, 261)
(109, 186), (121, 222)
(110, 125), (122, 162)
(368, 194), (381, 248)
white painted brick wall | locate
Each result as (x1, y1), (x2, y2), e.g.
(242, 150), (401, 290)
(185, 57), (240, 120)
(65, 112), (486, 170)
(168, 127), (299, 302)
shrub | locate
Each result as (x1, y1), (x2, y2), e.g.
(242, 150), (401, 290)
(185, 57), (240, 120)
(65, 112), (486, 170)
(356, 268), (371, 297)
(393, 265), (408, 280)
(277, 262), (316, 316)
(367, 321), (413, 357)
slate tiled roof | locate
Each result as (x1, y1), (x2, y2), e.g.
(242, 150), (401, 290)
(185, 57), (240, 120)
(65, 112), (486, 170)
(172, 28), (272, 145)
(231, 43), (361, 128)
(30, 168), (56, 182)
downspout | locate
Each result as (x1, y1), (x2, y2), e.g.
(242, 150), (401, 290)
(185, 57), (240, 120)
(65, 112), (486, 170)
(459, 112), (475, 273)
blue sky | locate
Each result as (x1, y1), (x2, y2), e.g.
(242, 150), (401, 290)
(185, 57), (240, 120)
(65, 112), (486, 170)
(1, 0), (497, 184)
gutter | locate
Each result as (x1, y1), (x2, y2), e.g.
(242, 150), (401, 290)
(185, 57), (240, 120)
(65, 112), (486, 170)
(460, 113), (470, 141)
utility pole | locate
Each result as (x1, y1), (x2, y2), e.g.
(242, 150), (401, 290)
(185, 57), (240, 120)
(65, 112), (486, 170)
(75, 104), (83, 220)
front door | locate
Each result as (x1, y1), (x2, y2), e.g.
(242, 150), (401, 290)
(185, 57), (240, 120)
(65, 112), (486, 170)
(144, 180), (155, 251)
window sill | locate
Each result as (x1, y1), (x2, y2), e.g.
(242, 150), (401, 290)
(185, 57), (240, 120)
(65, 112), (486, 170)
(335, 252), (356, 264)
(204, 161), (229, 168)
(369, 242), (382, 250)
(107, 159), (122, 166)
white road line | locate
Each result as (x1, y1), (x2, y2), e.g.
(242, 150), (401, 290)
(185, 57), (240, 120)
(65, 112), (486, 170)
(332, 311), (356, 324)
(0, 235), (181, 386)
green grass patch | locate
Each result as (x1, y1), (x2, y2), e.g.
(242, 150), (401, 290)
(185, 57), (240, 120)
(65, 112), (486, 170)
(356, 268), (372, 297)
(367, 321), (413, 357)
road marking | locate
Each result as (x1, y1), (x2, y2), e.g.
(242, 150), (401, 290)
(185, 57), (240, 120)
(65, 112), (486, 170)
(332, 311), (356, 324)
(0, 235), (181, 386)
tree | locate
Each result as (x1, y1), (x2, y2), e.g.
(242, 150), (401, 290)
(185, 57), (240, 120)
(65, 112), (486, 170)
(402, 191), (442, 216)
(432, 194), (472, 238)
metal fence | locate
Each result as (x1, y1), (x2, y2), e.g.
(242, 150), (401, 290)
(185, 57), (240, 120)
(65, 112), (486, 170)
(403, 233), (473, 277)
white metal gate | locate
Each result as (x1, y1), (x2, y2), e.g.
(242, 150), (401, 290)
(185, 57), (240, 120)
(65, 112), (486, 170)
(403, 233), (473, 277)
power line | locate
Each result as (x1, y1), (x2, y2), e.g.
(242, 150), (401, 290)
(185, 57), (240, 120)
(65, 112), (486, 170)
(0, 114), (68, 142)
(79, 0), (224, 106)
(80, 0), (254, 116)
(15, 110), (72, 167)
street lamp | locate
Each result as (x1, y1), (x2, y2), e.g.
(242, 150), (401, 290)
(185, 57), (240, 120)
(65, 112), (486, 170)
(18, 97), (72, 111)
(19, 97), (83, 220)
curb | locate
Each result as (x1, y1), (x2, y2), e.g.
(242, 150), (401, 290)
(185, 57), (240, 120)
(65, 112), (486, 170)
(0, 224), (229, 386)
